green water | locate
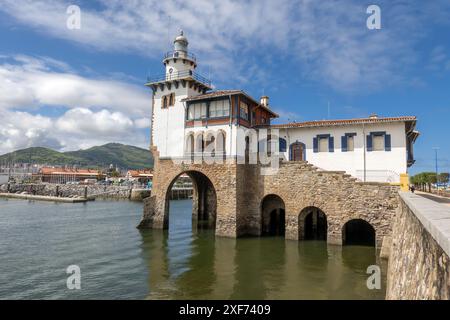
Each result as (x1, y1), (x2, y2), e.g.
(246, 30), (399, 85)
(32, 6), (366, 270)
(0, 198), (386, 299)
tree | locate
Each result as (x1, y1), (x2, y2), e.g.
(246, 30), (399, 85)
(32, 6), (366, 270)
(439, 172), (449, 185)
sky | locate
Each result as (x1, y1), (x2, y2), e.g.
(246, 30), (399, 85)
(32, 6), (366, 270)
(0, 0), (449, 174)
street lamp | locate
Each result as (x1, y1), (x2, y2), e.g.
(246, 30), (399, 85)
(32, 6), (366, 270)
(433, 147), (439, 189)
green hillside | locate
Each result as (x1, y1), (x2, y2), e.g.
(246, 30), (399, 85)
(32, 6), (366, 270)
(0, 143), (153, 169)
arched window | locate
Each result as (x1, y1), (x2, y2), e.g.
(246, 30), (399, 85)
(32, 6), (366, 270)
(216, 131), (226, 160)
(185, 134), (195, 160)
(205, 133), (215, 157)
(279, 138), (287, 152)
(290, 142), (306, 161)
(161, 95), (168, 109)
(195, 133), (204, 154)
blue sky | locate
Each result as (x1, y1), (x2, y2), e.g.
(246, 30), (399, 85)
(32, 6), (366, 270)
(0, 0), (449, 174)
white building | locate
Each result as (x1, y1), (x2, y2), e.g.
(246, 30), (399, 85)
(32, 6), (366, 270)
(146, 31), (419, 183)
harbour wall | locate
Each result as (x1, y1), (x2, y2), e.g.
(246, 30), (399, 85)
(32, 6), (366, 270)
(0, 183), (135, 200)
(386, 192), (450, 299)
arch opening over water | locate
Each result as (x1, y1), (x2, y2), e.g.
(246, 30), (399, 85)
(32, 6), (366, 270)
(342, 219), (375, 246)
(261, 194), (285, 236)
(298, 207), (328, 241)
(165, 170), (217, 230)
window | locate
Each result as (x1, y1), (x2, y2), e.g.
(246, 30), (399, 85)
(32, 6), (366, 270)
(342, 133), (356, 152)
(187, 103), (207, 120)
(279, 138), (287, 152)
(367, 132), (391, 152)
(169, 93), (175, 106)
(209, 99), (230, 118)
(347, 135), (354, 151)
(318, 137), (328, 152)
(313, 135), (334, 153)
(373, 135), (384, 151)
(240, 102), (249, 120)
(161, 93), (175, 108)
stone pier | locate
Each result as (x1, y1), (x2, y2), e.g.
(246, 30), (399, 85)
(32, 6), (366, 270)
(139, 150), (400, 249)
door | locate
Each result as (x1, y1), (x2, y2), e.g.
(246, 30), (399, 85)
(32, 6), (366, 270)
(290, 142), (304, 161)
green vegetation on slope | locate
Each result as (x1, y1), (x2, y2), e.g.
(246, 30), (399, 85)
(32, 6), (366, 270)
(0, 143), (153, 169)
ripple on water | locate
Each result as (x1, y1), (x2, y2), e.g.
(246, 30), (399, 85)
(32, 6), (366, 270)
(0, 198), (386, 300)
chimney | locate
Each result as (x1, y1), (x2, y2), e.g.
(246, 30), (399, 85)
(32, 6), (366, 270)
(260, 96), (269, 107)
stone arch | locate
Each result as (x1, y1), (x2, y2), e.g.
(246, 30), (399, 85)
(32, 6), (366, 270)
(260, 194), (286, 236)
(298, 206), (328, 241)
(164, 170), (217, 230)
(342, 218), (376, 246)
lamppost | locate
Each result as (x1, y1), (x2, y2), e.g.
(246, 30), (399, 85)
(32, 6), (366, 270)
(433, 147), (439, 189)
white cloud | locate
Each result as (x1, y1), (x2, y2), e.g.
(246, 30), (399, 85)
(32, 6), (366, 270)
(0, 56), (151, 154)
(2, 0), (449, 91)
(134, 117), (151, 129)
(0, 108), (149, 155)
(55, 108), (134, 135)
(0, 55), (150, 116)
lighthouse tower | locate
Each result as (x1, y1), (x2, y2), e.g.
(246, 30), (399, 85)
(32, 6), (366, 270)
(146, 31), (212, 159)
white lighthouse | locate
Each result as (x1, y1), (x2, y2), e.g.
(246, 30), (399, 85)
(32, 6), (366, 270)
(146, 30), (212, 159)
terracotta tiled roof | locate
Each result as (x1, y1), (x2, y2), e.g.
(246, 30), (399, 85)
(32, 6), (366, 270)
(181, 90), (243, 102)
(40, 167), (102, 175)
(127, 169), (153, 178)
(270, 116), (417, 129)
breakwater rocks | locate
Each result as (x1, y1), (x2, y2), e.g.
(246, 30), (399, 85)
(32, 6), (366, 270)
(0, 183), (150, 200)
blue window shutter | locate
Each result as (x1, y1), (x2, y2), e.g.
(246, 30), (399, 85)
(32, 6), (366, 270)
(313, 137), (318, 153)
(367, 135), (373, 152)
(341, 136), (347, 152)
(329, 137), (334, 152)
(385, 134), (391, 151)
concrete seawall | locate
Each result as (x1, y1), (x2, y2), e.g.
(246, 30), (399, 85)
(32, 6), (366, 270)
(0, 183), (150, 201)
(0, 193), (89, 203)
(386, 192), (450, 299)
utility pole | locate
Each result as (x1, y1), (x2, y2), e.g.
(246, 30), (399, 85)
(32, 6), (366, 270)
(433, 147), (439, 188)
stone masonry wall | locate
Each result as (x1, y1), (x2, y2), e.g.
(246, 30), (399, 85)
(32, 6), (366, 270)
(386, 193), (450, 299)
(139, 148), (239, 237)
(140, 149), (399, 246)
(0, 183), (132, 199)
(237, 161), (399, 246)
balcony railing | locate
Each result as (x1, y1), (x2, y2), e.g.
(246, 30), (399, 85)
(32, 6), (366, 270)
(163, 50), (197, 62)
(146, 70), (211, 87)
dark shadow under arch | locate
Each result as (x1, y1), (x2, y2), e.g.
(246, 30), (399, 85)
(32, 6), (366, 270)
(165, 171), (217, 230)
(261, 194), (285, 236)
(342, 219), (375, 246)
(298, 206), (328, 241)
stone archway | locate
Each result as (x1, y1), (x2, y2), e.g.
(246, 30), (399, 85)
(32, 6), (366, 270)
(298, 206), (328, 241)
(165, 170), (217, 230)
(342, 219), (376, 246)
(261, 194), (286, 236)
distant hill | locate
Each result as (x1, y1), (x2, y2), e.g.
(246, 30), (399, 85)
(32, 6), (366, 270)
(0, 143), (153, 169)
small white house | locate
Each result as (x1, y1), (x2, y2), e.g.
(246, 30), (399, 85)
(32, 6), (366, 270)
(146, 31), (419, 183)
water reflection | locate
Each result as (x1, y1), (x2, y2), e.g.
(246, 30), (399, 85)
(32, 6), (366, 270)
(141, 200), (386, 300)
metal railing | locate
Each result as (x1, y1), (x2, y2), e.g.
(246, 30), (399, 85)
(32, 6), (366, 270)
(163, 50), (197, 62)
(146, 69), (211, 87)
